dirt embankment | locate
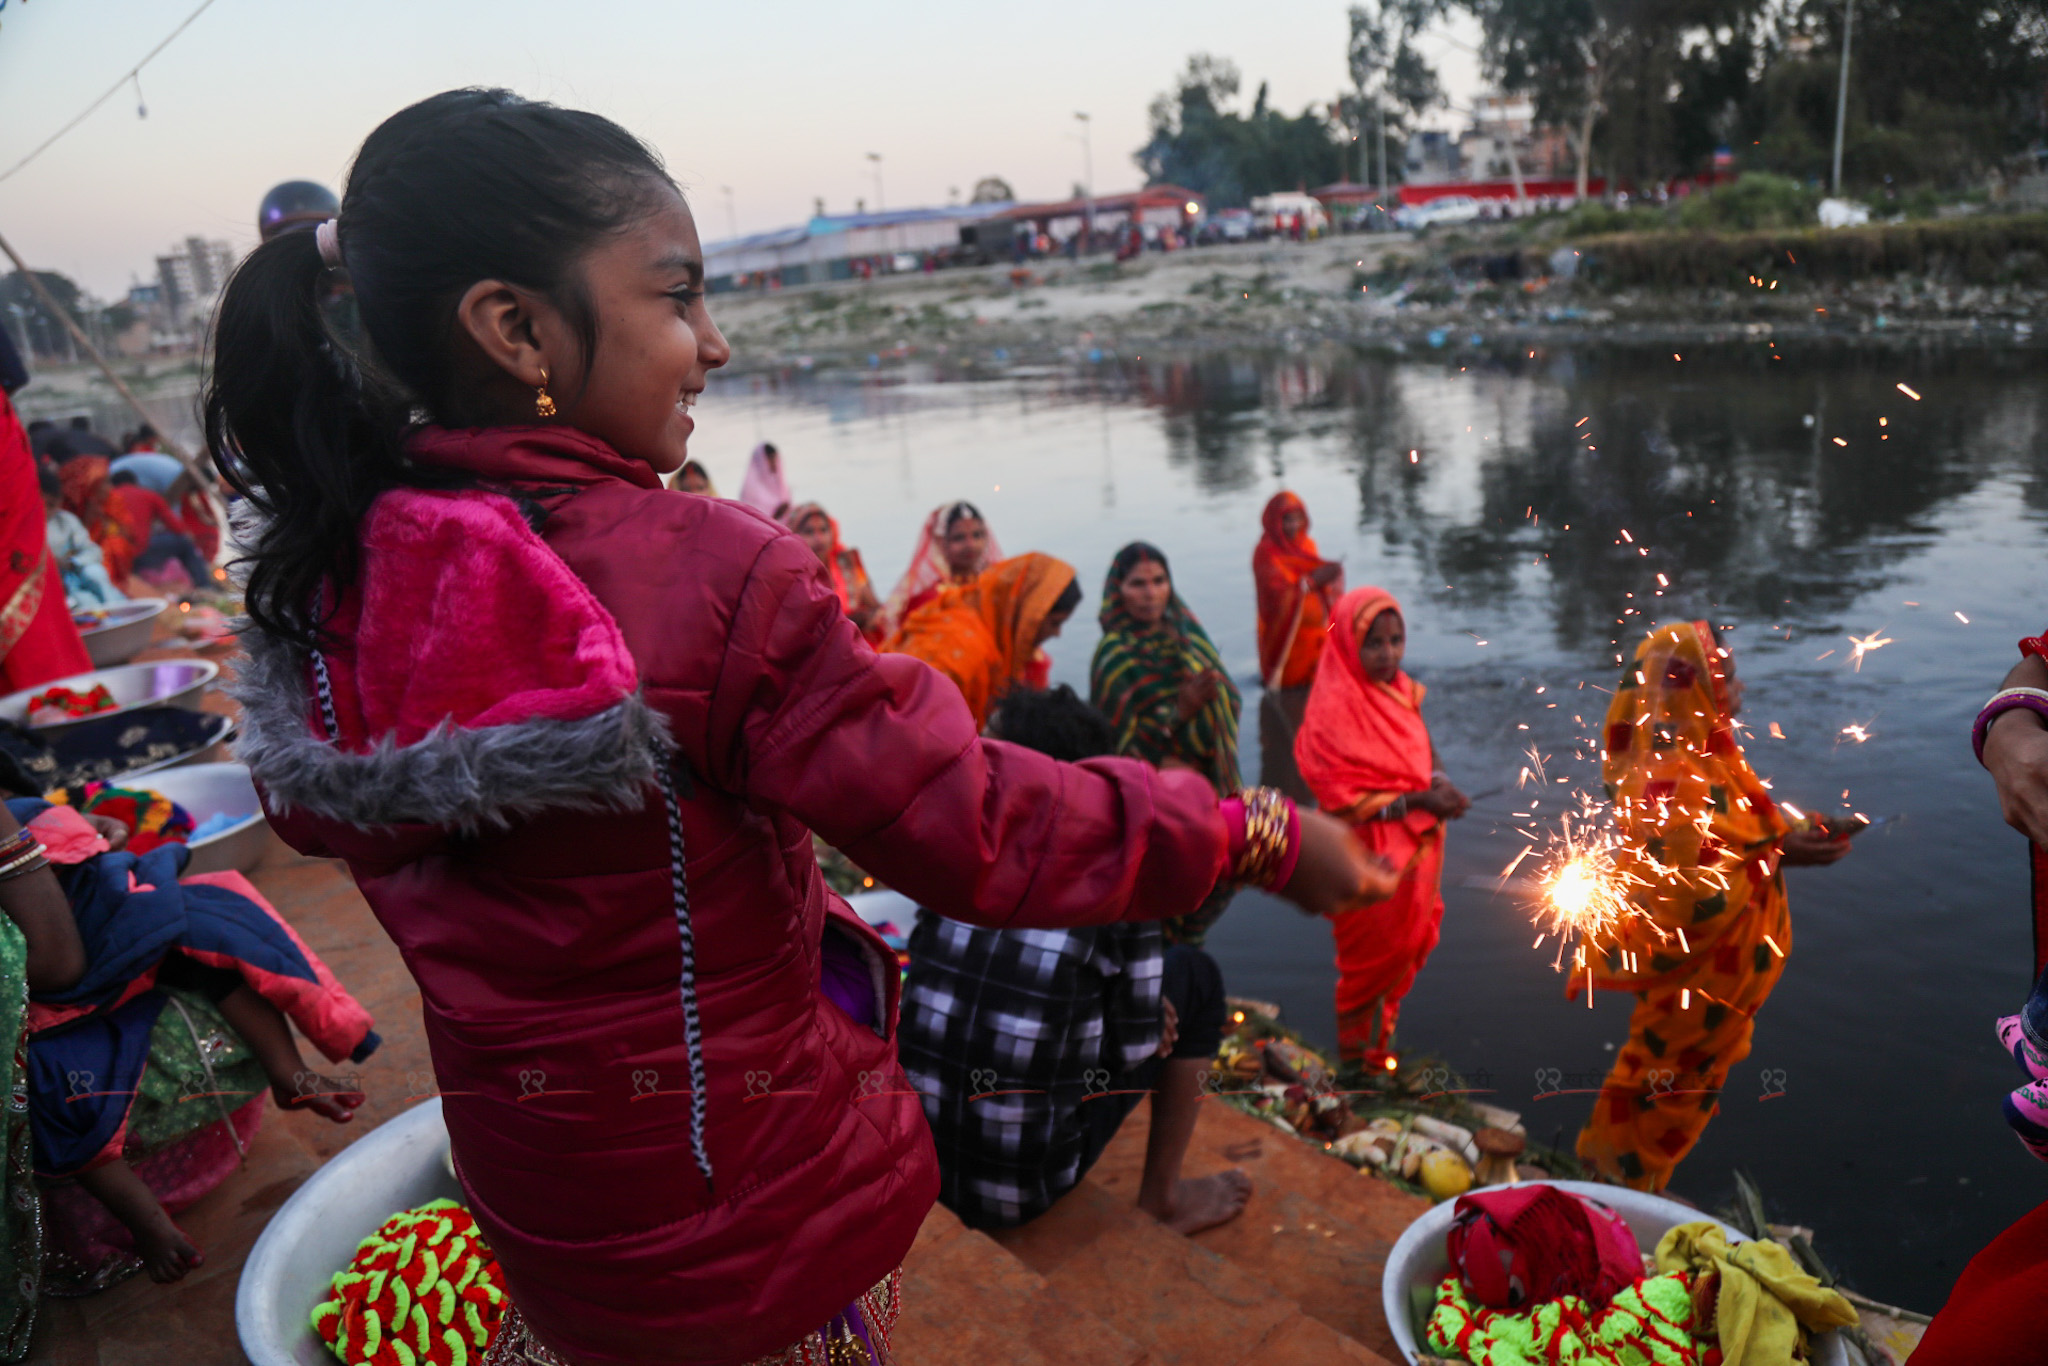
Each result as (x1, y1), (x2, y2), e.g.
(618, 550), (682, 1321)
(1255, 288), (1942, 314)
(708, 223), (2048, 374)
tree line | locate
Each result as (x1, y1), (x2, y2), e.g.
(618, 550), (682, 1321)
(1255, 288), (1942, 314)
(1138, 0), (2048, 208)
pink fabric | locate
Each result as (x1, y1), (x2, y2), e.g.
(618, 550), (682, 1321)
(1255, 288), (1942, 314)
(262, 423), (1230, 1366)
(880, 503), (1005, 634)
(179, 870), (375, 1064)
(737, 442), (791, 517)
(317, 485), (640, 749)
(1447, 1184), (1643, 1310)
(25, 805), (110, 865)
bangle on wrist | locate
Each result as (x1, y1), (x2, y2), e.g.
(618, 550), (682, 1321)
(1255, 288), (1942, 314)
(1974, 688), (2048, 765)
(1223, 787), (1299, 890)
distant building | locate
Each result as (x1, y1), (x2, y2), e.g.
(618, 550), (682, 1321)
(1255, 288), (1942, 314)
(155, 236), (239, 330)
(704, 203), (1015, 290)
(1404, 130), (1461, 183)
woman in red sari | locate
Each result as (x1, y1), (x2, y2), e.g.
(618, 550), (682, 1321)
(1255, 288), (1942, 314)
(1295, 587), (1469, 1069)
(1253, 492), (1341, 691)
(58, 458), (135, 587)
(1, 392), (90, 692)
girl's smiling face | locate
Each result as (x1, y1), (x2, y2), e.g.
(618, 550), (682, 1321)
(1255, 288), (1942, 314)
(558, 191), (729, 473)
(1359, 608), (1405, 685)
(460, 186), (729, 476)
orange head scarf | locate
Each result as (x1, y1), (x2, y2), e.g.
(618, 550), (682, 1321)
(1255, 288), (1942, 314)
(882, 552), (1076, 727)
(58, 457), (111, 526)
(1257, 491), (1324, 577)
(1294, 587), (1434, 826)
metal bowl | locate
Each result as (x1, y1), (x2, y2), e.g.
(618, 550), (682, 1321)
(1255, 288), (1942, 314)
(136, 761), (271, 873)
(0, 659), (219, 738)
(237, 1099), (455, 1366)
(76, 598), (168, 668)
(1379, 1178), (1846, 1365)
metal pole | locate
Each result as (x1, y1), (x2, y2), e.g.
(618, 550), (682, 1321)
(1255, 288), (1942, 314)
(0, 224), (226, 541)
(720, 186), (738, 241)
(1831, 0), (1855, 196)
(867, 153), (884, 212)
(1076, 113), (1094, 251)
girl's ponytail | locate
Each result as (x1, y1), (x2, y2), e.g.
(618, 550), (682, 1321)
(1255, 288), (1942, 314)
(204, 227), (420, 649)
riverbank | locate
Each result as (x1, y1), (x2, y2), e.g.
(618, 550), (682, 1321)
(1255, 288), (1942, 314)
(708, 223), (2048, 377)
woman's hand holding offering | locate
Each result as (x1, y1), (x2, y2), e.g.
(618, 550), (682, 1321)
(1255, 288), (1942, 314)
(1282, 809), (1400, 917)
(1780, 825), (1852, 867)
(1176, 669), (1224, 721)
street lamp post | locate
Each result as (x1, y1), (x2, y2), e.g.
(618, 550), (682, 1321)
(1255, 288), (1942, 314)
(1075, 112), (1094, 253)
(866, 153), (884, 212)
(720, 185), (738, 242)
(1831, 0), (1855, 196)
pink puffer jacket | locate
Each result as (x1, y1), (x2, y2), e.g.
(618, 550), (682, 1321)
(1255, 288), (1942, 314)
(234, 425), (1228, 1365)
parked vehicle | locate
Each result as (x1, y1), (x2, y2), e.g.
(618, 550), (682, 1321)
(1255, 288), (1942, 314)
(1392, 196), (1485, 230)
(1199, 208), (1255, 245)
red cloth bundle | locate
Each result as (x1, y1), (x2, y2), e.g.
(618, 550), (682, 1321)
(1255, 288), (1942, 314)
(1446, 1184), (1643, 1310)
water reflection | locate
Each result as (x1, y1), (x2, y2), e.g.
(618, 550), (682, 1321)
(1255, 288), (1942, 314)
(702, 340), (2047, 1311)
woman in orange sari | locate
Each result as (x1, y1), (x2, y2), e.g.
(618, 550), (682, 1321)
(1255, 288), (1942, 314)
(787, 502), (885, 643)
(1578, 622), (1850, 1190)
(57, 458), (136, 586)
(2, 396), (90, 692)
(1295, 587), (1468, 1070)
(1254, 492), (1342, 691)
(882, 553), (1080, 728)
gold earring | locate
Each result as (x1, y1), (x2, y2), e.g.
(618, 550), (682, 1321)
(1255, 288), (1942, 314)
(535, 369), (557, 419)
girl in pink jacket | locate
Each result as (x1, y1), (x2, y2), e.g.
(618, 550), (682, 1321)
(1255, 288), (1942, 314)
(207, 89), (1388, 1366)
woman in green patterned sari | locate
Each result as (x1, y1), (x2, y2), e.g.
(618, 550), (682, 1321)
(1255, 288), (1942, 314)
(1090, 543), (1244, 944)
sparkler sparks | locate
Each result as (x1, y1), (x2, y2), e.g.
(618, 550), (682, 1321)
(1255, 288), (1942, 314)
(1839, 722), (1875, 744)
(1846, 629), (1894, 672)
(1897, 383), (1922, 401)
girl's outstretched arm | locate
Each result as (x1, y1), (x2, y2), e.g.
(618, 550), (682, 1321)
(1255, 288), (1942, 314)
(713, 534), (1336, 929)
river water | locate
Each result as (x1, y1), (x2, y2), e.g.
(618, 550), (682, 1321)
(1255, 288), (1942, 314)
(696, 340), (2048, 1313)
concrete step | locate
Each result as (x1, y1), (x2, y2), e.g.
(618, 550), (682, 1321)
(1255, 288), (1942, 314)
(1009, 1096), (1430, 1364)
(894, 1202), (1146, 1366)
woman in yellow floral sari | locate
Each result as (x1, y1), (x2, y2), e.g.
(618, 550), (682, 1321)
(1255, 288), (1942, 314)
(1578, 622), (1850, 1190)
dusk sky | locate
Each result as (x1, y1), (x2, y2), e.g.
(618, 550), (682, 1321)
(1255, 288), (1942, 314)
(0, 0), (1480, 299)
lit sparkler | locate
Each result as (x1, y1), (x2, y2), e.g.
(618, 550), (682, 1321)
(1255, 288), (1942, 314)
(1846, 629), (1893, 672)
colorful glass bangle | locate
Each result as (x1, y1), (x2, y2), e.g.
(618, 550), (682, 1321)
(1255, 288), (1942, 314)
(0, 843), (47, 881)
(1973, 688), (2048, 765)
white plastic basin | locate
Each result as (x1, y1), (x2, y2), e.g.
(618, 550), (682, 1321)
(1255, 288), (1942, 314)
(78, 598), (167, 668)
(0, 659), (218, 737)
(138, 762), (272, 874)
(1380, 1179), (1846, 1365)
(237, 1098), (458, 1366)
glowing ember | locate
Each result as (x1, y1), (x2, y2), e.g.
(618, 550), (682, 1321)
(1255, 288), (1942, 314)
(1897, 383), (1922, 400)
(1846, 629), (1894, 672)
(1840, 723), (1874, 744)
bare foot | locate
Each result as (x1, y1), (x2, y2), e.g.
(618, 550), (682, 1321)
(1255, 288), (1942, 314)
(1144, 1170), (1253, 1235)
(131, 1215), (204, 1283)
(276, 1074), (365, 1123)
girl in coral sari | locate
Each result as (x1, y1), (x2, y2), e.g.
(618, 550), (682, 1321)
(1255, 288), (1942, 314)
(787, 502), (884, 642)
(1254, 492), (1341, 691)
(1295, 587), (1468, 1069)
(2, 394), (90, 693)
(883, 553), (1080, 728)
(1578, 622), (1848, 1190)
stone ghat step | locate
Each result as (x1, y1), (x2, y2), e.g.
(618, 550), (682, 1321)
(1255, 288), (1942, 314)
(997, 1097), (1429, 1364)
(899, 1190), (1390, 1366)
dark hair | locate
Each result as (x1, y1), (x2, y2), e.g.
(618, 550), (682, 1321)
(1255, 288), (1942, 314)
(941, 500), (984, 533)
(988, 684), (1113, 762)
(204, 88), (678, 647)
(1050, 577), (1082, 619)
(109, 469), (137, 487)
(36, 467), (59, 500)
(68, 417), (90, 430)
(1109, 540), (1168, 586)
